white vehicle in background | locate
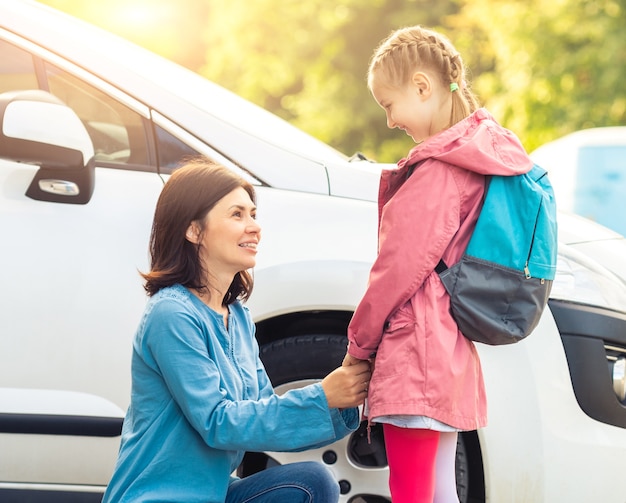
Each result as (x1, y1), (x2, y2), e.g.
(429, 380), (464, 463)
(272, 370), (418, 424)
(531, 127), (626, 236)
(1, 2), (626, 502)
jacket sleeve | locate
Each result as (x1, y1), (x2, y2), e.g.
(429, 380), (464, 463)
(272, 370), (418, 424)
(347, 161), (462, 359)
(143, 301), (359, 453)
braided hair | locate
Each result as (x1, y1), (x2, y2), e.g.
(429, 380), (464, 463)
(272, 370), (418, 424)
(367, 26), (479, 127)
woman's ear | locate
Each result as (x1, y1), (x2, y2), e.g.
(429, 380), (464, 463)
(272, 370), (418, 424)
(185, 221), (201, 244)
(411, 71), (432, 98)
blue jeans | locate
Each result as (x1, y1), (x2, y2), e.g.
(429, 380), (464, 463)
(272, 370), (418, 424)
(225, 461), (340, 503)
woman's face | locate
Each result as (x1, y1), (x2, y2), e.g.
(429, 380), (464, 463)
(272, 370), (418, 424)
(194, 186), (261, 279)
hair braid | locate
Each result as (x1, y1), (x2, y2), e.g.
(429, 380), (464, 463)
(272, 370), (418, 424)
(368, 26), (479, 126)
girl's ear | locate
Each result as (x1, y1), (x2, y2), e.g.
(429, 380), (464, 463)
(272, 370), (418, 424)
(185, 221), (201, 244)
(411, 71), (432, 98)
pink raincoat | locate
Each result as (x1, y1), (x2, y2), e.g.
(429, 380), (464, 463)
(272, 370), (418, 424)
(348, 109), (533, 430)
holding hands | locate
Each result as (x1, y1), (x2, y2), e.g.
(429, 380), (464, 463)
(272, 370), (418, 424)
(342, 353), (366, 367)
(321, 360), (371, 409)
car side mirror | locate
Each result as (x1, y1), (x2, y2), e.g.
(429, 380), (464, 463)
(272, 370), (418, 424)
(0, 89), (96, 204)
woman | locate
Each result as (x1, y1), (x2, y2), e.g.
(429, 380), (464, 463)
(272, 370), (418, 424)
(103, 158), (371, 503)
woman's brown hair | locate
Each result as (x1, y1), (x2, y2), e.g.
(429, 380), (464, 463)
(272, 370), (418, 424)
(141, 157), (256, 304)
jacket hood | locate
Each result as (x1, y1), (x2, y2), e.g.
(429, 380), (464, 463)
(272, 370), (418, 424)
(399, 108), (533, 176)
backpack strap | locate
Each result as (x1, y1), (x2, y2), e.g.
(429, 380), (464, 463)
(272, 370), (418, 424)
(406, 161), (447, 276)
(435, 259), (448, 274)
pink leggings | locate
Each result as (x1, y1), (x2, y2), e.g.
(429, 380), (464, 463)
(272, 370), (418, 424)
(383, 424), (459, 503)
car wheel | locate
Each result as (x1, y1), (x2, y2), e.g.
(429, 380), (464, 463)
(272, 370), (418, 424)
(455, 434), (469, 503)
(242, 334), (472, 503)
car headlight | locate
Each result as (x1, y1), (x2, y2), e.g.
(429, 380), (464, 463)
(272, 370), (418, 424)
(550, 244), (626, 312)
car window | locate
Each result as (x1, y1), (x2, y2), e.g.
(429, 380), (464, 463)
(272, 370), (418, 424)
(154, 123), (201, 172)
(44, 63), (200, 172)
(44, 62), (149, 166)
(0, 39), (38, 93)
(576, 145), (626, 236)
(0, 37), (200, 173)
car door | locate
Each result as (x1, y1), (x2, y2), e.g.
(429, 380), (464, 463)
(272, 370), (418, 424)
(0, 35), (196, 499)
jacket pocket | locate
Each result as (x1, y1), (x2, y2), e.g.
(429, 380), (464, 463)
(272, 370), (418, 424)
(373, 307), (416, 380)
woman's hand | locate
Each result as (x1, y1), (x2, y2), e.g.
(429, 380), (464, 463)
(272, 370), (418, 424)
(321, 360), (371, 409)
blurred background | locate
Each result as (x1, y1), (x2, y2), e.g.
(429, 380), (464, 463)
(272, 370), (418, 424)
(37, 0), (626, 165)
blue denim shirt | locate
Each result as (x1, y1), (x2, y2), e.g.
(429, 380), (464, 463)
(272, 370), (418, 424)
(103, 284), (358, 502)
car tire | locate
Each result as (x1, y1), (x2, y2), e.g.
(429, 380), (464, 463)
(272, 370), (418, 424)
(260, 333), (348, 384)
(456, 433), (470, 503)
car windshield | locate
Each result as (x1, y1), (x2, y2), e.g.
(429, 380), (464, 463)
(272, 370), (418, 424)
(154, 66), (349, 163)
(574, 145), (626, 236)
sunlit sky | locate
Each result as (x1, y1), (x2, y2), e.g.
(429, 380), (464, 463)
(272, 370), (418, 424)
(37, 0), (187, 62)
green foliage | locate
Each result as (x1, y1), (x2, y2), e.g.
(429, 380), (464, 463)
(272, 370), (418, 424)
(201, 0), (460, 162)
(202, 0), (625, 161)
(452, 0), (626, 151)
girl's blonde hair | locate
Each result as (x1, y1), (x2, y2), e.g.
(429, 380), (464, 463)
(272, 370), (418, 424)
(368, 25), (479, 127)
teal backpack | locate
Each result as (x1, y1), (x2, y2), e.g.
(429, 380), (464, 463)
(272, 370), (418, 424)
(436, 164), (558, 345)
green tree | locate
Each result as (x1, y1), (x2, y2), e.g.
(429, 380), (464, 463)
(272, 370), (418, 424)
(201, 0), (460, 162)
(452, 0), (626, 151)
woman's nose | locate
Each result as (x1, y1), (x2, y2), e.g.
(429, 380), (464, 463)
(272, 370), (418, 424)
(247, 217), (261, 234)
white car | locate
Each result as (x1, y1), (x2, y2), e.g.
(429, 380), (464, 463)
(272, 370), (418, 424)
(1, 2), (626, 502)
(531, 127), (626, 237)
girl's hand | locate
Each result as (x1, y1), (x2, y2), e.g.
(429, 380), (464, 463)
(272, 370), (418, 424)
(342, 353), (364, 367)
(321, 360), (371, 409)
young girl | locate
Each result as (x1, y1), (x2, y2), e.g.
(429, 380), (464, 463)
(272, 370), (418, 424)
(343, 26), (535, 502)
(103, 158), (371, 503)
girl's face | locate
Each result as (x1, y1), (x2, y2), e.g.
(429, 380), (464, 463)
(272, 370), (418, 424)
(191, 186), (261, 280)
(370, 69), (448, 144)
